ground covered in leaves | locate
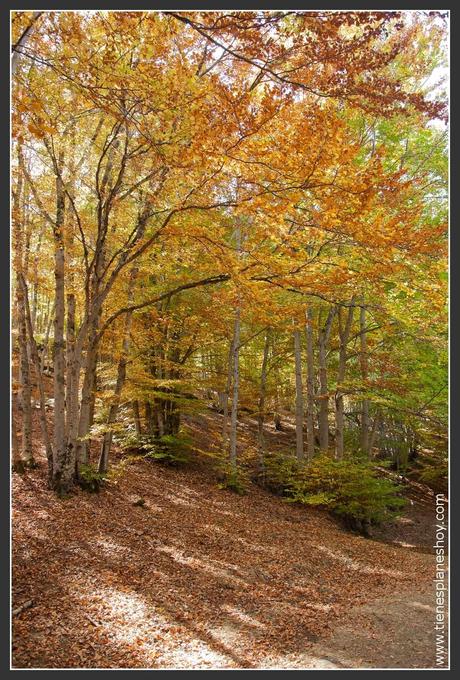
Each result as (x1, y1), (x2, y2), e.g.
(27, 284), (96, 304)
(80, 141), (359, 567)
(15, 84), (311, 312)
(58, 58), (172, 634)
(12, 408), (446, 669)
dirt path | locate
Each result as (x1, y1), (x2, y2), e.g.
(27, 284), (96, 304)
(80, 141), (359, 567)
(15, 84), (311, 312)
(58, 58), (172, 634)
(260, 589), (446, 669)
(12, 409), (447, 669)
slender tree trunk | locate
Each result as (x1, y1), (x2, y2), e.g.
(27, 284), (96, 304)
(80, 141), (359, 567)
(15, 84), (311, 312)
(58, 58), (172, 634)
(221, 337), (234, 452)
(335, 300), (355, 460)
(156, 346), (166, 437)
(318, 307), (336, 451)
(40, 301), (54, 372)
(293, 326), (304, 461)
(12, 393), (24, 473)
(257, 328), (270, 473)
(305, 306), (315, 460)
(273, 361), (282, 431)
(30, 224), (44, 333)
(359, 301), (370, 454)
(368, 412), (381, 457)
(65, 292), (76, 433)
(51, 149), (72, 493)
(75, 335), (98, 468)
(144, 401), (156, 436)
(98, 267), (138, 474)
(229, 223), (242, 469)
(65, 134), (77, 440)
(20, 273), (54, 481)
(132, 400), (142, 436)
(229, 306), (241, 469)
(13, 146), (33, 466)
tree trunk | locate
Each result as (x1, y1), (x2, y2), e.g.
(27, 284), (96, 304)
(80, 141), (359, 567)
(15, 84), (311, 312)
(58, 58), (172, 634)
(318, 307), (335, 452)
(13, 146), (33, 466)
(75, 337), (98, 468)
(229, 223), (242, 469)
(293, 326), (304, 461)
(30, 224), (44, 333)
(335, 300), (355, 460)
(98, 268), (137, 474)
(305, 306), (315, 460)
(41, 301), (54, 372)
(132, 400), (142, 436)
(12, 393), (24, 473)
(221, 337), (234, 452)
(273, 360), (282, 431)
(257, 328), (270, 473)
(368, 412), (381, 456)
(51, 150), (72, 494)
(229, 306), (241, 469)
(359, 302), (370, 454)
(20, 273), (53, 481)
(144, 401), (157, 436)
(65, 132), (77, 441)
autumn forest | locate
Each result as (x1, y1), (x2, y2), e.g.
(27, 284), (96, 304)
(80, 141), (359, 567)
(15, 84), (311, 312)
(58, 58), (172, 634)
(11, 10), (448, 670)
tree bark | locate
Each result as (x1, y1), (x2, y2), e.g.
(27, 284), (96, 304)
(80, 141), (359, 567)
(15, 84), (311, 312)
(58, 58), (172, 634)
(221, 337), (234, 453)
(13, 145), (33, 466)
(98, 267), (138, 473)
(132, 400), (142, 436)
(51, 149), (71, 493)
(318, 307), (336, 452)
(257, 328), (270, 473)
(359, 301), (370, 454)
(293, 326), (304, 461)
(305, 306), (315, 460)
(229, 306), (241, 469)
(335, 299), (355, 460)
(11, 393), (24, 473)
(368, 412), (381, 456)
(229, 222), (242, 469)
(65, 127), (77, 441)
(20, 273), (54, 481)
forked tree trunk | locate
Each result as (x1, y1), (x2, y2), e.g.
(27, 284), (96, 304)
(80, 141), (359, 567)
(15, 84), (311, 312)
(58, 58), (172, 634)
(305, 307), (315, 460)
(293, 326), (304, 461)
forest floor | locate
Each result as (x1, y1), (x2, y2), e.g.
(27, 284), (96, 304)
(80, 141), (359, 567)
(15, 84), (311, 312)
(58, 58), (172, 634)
(12, 394), (448, 669)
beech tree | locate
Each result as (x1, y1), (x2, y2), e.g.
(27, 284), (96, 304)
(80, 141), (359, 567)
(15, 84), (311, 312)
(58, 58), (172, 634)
(11, 10), (447, 496)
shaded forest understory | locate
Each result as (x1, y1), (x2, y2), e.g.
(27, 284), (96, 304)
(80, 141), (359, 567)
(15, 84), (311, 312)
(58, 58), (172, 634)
(13, 396), (447, 669)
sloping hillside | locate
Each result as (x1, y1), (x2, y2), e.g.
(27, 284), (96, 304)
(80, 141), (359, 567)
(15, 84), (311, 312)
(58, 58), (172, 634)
(12, 407), (444, 669)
